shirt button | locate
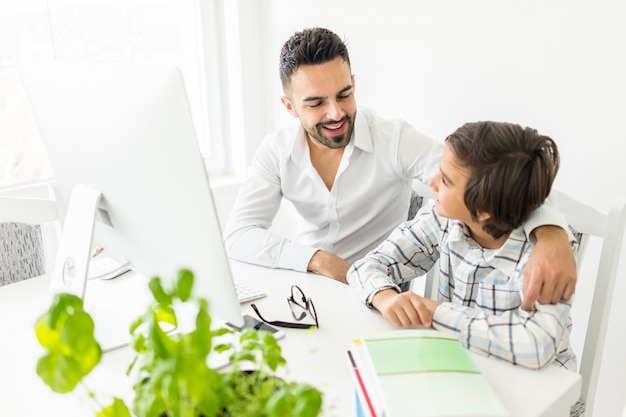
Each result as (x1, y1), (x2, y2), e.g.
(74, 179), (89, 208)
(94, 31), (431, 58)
(457, 283), (465, 291)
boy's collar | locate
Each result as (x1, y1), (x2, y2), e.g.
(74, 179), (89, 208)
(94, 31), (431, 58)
(448, 221), (527, 277)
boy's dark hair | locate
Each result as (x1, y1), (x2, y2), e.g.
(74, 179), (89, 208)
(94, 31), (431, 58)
(279, 27), (350, 94)
(446, 121), (560, 240)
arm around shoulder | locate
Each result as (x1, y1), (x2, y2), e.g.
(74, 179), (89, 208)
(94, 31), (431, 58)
(520, 197), (577, 309)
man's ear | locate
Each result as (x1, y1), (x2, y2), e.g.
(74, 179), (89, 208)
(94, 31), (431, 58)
(280, 96), (298, 118)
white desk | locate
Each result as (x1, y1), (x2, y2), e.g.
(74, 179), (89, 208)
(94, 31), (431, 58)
(0, 261), (581, 417)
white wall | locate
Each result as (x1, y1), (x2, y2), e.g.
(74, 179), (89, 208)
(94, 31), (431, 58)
(236, 0), (626, 212)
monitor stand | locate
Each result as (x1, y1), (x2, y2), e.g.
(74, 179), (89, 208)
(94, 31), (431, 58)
(48, 184), (146, 352)
(50, 184), (103, 299)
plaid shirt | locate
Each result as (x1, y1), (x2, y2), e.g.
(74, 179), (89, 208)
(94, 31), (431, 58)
(348, 204), (577, 371)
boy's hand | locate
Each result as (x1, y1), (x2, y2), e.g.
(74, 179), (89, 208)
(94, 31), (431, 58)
(372, 289), (440, 328)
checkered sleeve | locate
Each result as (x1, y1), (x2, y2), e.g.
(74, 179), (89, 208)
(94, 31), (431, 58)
(347, 205), (442, 308)
(432, 281), (575, 370)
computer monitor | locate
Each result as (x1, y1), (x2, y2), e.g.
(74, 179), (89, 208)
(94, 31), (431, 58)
(19, 61), (245, 338)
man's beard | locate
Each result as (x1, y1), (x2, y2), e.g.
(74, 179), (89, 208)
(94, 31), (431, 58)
(305, 112), (355, 150)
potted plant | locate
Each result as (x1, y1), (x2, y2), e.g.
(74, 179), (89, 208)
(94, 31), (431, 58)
(34, 268), (323, 417)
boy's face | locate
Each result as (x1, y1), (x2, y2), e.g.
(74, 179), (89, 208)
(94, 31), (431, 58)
(280, 56), (356, 150)
(428, 144), (476, 225)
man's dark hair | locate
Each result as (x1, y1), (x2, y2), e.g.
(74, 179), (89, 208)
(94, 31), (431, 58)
(446, 121), (560, 239)
(279, 27), (350, 93)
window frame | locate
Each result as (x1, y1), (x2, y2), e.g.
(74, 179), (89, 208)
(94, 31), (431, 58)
(0, 0), (236, 192)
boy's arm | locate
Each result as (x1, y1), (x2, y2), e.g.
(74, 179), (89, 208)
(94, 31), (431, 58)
(347, 206), (441, 307)
(522, 197), (577, 310)
(371, 289), (439, 328)
(431, 298), (575, 370)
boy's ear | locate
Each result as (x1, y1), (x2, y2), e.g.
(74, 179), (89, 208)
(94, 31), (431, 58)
(476, 211), (491, 222)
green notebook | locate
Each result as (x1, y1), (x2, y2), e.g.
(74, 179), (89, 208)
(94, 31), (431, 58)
(365, 333), (479, 375)
(349, 329), (509, 417)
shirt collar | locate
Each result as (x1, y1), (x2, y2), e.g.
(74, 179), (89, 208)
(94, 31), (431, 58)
(353, 109), (373, 152)
(291, 125), (308, 164)
(447, 220), (528, 278)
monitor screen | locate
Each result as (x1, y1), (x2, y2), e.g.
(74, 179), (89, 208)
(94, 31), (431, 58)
(19, 61), (245, 332)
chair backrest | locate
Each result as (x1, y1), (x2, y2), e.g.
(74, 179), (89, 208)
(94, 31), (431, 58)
(554, 190), (626, 417)
(0, 196), (60, 284)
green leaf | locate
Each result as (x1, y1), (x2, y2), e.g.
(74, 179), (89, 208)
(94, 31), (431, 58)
(61, 311), (98, 354)
(96, 397), (132, 417)
(34, 315), (61, 349)
(236, 329), (285, 373)
(176, 268), (194, 301)
(147, 311), (176, 358)
(36, 353), (81, 393)
(265, 383), (323, 417)
(148, 277), (172, 305)
(153, 304), (177, 327)
(34, 293), (102, 393)
(190, 299), (213, 356)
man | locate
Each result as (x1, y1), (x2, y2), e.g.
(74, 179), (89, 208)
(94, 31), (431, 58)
(224, 27), (575, 309)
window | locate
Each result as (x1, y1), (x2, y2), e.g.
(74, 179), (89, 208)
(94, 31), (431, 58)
(0, 0), (229, 188)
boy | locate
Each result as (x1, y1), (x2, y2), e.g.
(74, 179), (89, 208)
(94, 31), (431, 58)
(347, 121), (576, 370)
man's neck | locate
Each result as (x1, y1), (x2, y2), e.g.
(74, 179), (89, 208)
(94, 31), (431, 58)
(306, 136), (345, 191)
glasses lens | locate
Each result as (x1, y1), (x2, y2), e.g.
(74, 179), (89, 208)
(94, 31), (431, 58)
(291, 285), (307, 303)
(288, 298), (308, 321)
(287, 285), (317, 327)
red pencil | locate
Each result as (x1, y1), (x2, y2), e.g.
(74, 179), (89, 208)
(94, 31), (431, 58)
(347, 350), (377, 417)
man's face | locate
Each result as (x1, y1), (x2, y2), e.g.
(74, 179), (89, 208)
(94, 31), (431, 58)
(281, 56), (356, 150)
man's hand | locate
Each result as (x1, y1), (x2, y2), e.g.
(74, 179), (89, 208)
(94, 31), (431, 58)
(522, 225), (577, 310)
(307, 250), (350, 284)
(371, 289), (440, 328)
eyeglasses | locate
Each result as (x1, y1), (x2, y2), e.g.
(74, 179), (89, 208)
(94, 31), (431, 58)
(251, 285), (318, 329)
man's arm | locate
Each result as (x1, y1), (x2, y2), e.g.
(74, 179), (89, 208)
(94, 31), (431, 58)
(521, 197), (577, 310)
(522, 226), (576, 310)
(223, 141), (318, 272)
(307, 250), (350, 284)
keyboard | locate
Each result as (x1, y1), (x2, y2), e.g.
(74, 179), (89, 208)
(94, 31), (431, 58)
(235, 282), (267, 303)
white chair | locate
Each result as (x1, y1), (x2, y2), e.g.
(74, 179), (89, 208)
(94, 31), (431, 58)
(0, 196), (60, 285)
(554, 190), (626, 417)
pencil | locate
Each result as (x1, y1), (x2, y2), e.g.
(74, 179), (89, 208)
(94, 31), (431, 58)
(347, 350), (377, 417)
